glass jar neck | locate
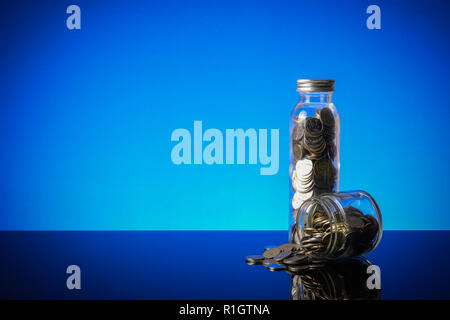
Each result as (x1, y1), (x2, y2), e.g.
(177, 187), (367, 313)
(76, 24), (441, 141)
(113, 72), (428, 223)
(298, 92), (333, 104)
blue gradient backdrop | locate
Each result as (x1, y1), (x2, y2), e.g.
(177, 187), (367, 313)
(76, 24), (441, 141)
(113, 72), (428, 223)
(0, 0), (449, 230)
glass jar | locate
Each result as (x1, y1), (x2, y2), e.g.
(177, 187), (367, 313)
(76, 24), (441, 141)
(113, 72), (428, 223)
(291, 257), (381, 300)
(289, 79), (340, 235)
(291, 190), (383, 260)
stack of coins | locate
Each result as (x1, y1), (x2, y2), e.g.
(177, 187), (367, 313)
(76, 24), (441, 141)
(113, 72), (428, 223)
(290, 108), (338, 216)
(246, 207), (379, 271)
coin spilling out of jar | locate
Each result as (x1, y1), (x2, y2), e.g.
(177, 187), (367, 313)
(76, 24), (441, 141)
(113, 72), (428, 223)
(247, 191), (382, 266)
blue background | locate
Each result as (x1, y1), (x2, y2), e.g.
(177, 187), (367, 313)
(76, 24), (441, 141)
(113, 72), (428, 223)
(0, 0), (449, 230)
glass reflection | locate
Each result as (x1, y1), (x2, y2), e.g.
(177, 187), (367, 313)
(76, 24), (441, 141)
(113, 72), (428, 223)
(290, 257), (381, 300)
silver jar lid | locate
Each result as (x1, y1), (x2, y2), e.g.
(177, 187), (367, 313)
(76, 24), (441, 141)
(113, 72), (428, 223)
(296, 79), (335, 92)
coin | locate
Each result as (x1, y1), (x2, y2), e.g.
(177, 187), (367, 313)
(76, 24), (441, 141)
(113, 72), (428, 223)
(262, 259), (276, 266)
(293, 144), (304, 162)
(287, 264), (310, 273)
(304, 227), (317, 234)
(274, 251), (293, 262)
(308, 263), (326, 269)
(267, 264), (286, 271)
(245, 255), (265, 264)
(295, 159), (313, 178)
(264, 245), (278, 251)
(278, 243), (301, 251)
(304, 134), (324, 148)
(318, 108), (335, 128)
(304, 117), (323, 137)
(346, 215), (365, 229)
(295, 111), (307, 123)
(292, 171), (314, 193)
(283, 254), (309, 265)
(292, 191), (313, 209)
(263, 247), (281, 259)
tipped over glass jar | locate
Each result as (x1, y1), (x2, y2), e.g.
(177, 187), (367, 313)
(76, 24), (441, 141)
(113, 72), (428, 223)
(290, 190), (383, 261)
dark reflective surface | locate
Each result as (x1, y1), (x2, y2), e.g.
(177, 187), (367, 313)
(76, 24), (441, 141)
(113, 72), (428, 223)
(0, 231), (449, 299)
(290, 257), (381, 300)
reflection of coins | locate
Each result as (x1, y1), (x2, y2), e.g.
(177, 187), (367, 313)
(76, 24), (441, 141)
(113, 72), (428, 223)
(346, 215), (365, 229)
(267, 264), (286, 271)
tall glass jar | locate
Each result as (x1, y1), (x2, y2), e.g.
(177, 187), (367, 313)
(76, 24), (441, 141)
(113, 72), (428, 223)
(289, 79), (340, 239)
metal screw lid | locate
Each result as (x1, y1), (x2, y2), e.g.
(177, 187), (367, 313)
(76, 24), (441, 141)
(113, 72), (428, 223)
(296, 79), (335, 92)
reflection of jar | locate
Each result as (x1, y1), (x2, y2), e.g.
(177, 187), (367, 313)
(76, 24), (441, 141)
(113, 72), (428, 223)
(291, 191), (382, 260)
(291, 257), (381, 300)
(289, 79), (340, 233)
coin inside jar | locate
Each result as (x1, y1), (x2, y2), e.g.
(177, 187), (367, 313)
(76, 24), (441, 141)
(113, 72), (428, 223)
(304, 117), (323, 137)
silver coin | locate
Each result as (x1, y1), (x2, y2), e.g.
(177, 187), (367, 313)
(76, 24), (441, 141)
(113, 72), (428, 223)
(245, 255), (265, 264)
(295, 159), (313, 179)
(274, 250), (293, 262)
(262, 259), (276, 266)
(263, 247), (281, 259)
